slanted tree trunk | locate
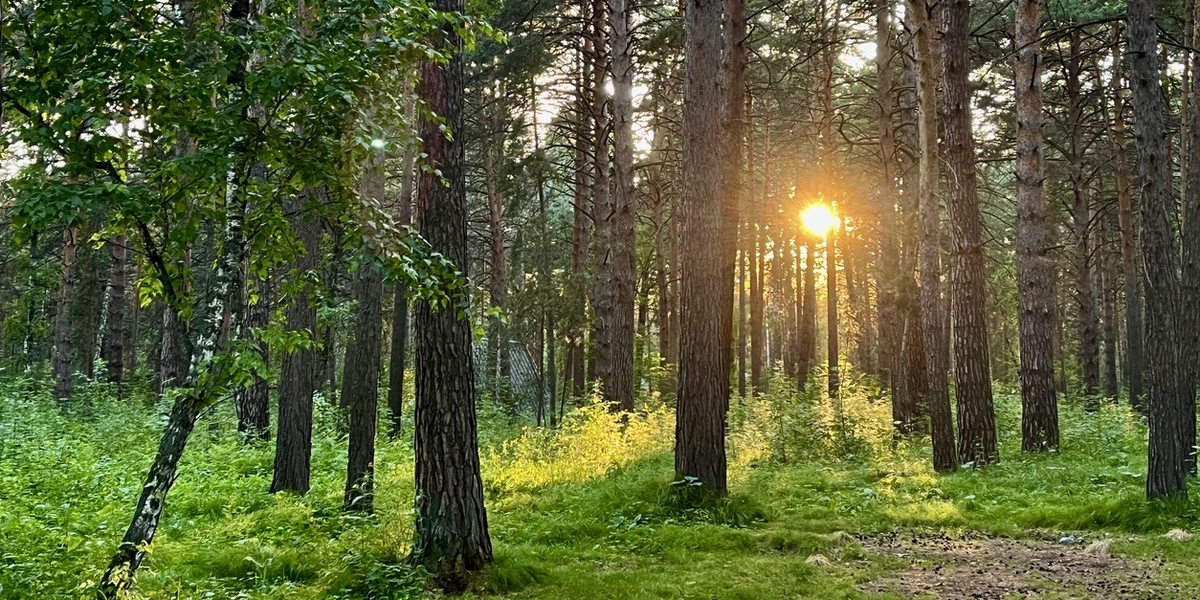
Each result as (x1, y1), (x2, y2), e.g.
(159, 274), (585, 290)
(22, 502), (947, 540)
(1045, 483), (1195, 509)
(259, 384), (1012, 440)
(1014, 0), (1058, 452)
(52, 224), (79, 403)
(675, 0), (732, 496)
(100, 235), (128, 385)
(1128, 0), (1188, 500)
(411, 0), (493, 582)
(907, 0), (956, 472)
(271, 192), (322, 495)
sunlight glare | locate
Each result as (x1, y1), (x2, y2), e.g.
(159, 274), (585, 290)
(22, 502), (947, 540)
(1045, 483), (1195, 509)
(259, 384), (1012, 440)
(802, 205), (838, 237)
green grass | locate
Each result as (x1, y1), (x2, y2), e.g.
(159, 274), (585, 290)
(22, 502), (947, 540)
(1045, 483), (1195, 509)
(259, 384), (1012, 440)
(4, 370), (1200, 599)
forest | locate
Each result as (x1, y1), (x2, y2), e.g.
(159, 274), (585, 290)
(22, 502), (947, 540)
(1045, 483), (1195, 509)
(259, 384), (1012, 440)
(7, 0), (1200, 597)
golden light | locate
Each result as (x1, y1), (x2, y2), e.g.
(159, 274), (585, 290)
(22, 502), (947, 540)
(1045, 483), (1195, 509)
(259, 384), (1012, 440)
(802, 204), (839, 237)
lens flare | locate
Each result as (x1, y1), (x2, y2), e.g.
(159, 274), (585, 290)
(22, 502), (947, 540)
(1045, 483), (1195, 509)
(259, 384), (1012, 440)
(802, 204), (838, 236)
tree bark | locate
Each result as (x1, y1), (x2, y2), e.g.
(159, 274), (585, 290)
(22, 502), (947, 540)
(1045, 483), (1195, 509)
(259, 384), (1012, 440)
(598, 0), (637, 412)
(387, 146), (414, 437)
(1015, 0), (1058, 452)
(271, 192), (322, 495)
(1066, 30), (1101, 402)
(942, 0), (997, 466)
(1128, 0), (1188, 500)
(907, 0), (956, 472)
(1180, 0), (1200, 474)
(875, 0), (902, 417)
(675, 0), (732, 496)
(100, 235), (128, 385)
(411, 0), (493, 581)
(342, 152), (386, 512)
(52, 225), (79, 403)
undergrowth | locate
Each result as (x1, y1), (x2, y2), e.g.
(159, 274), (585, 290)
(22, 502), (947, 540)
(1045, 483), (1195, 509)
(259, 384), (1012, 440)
(3, 367), (1200, 599)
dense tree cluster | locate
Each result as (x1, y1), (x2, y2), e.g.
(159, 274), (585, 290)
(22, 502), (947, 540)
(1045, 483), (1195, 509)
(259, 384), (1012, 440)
(7, 0), (1200, 594)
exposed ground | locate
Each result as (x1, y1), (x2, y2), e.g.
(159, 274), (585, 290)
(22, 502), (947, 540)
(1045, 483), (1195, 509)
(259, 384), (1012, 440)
(858, 533), (1170, 600)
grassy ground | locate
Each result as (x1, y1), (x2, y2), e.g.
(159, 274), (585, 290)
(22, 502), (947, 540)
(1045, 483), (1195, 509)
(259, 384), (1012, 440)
(3, 371), (1200, 599)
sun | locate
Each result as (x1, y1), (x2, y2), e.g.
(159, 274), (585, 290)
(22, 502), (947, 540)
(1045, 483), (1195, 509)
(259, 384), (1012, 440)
(802, 204), (839, 237)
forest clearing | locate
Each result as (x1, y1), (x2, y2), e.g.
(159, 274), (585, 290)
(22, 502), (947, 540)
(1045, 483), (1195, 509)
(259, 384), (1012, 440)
(8, 0), (1200, 597)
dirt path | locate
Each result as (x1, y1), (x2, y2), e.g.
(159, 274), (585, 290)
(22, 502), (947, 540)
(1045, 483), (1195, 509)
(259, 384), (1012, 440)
(856, 532), (1166, 599)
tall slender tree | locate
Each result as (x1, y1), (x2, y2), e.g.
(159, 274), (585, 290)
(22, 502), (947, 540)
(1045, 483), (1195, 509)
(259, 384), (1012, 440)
(1128, 0), (1188, 500)
(1014, 0), (1058, 452)
(411, 0), (493, 580)
(675, 0), (731, 496)
(942, 0), (997, 466)
(907, 0), (956, 471)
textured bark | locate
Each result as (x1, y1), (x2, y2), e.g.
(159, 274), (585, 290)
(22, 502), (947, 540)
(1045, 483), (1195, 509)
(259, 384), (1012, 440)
(721, 0), (747, 396)
(588, 0), (617, 407)
(411, 0), (493, 579)
(875, 0), (902, 416)
(1066, 31), (1101, 401)
(271, 193), (321, 495)
(675, 0), (731, 496)
(1128, 0), (1188, 500)
(100, 236), (128, 384)
(749, 136), (765, 394)
(601, 0), (637, 412)
(387, 147), (414, 437)
(159, 301), (188, 393)
(943, 0), (997, 466)
(342, 154), (386, 513)
(1181, 0), (1200, 474)
(1014, 0), (1058, 452)
(1107, 23), (1144, 409)
(99, 395), (200, 597)
(52, 225), (79, 402)
(907, 0), (956, 472)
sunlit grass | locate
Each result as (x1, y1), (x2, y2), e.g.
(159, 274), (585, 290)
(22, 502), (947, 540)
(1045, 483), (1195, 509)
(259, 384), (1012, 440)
(6, 368), (1200, 598)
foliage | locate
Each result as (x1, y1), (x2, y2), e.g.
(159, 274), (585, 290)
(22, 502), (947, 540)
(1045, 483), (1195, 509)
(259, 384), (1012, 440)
(7, 367), (1200, 598)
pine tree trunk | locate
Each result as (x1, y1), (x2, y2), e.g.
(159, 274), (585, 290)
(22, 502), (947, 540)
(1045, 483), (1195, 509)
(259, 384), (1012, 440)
(943, 0), (997, 466)
(566, 33), (592, 399)
(1014, 0), (1058, 452)
(52, 225), (79, 403)
(484, 125), (509, 389)
(1180, 0), (1200, 474)
(411, 0), (493, 580)
(342, 152), (386, 512)
(675, 0), (732, 496)
(908, 0), (956, 472)
(271, 192), (321, 495)
(1108, 22), (1145, 409)
(875, 0), (902, 412)
(387, 147), (414, 437)
(603, 0), (637, 412)
(1128, 0), (1189, 500)
(799, 238), (817, 387)
(1067, 30), (1101, 402)
(101, 235), (128, 385)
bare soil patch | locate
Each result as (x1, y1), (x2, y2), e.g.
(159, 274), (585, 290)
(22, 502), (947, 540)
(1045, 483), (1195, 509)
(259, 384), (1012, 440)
(857, 532), (1164, 599)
